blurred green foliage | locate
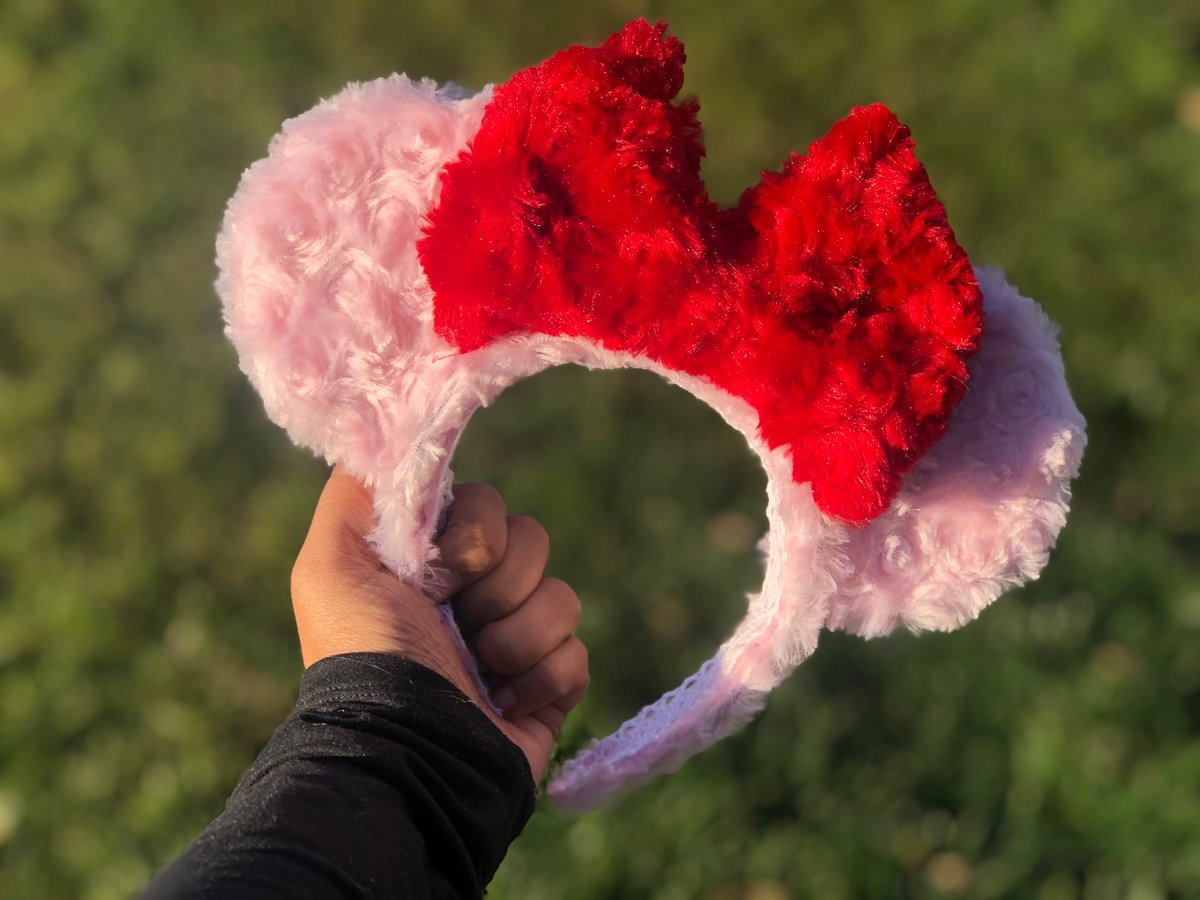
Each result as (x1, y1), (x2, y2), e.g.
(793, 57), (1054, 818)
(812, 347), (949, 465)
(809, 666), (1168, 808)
(1, 0), (1198, 896)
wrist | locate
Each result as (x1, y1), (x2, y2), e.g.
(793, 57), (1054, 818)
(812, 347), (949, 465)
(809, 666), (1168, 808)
(297, 587), (470, 695)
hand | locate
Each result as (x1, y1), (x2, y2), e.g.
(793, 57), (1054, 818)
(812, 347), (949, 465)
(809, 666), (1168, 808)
(290, 467), (588, 782)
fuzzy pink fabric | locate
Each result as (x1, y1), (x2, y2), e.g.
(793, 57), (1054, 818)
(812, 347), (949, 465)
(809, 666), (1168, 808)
(218, 73), (1084, 812)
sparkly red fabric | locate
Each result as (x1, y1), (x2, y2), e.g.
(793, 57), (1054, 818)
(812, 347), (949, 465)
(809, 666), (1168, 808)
(420, 19), (982, 523)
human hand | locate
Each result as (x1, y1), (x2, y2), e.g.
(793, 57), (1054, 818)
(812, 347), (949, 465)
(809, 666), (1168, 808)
(290, 467), (588, 782)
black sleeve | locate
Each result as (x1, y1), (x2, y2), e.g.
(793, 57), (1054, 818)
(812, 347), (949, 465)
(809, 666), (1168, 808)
(143, 653), (536, 899)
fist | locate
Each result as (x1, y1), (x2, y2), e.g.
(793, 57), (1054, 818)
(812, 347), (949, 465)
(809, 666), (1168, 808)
(290, 468), (588, 782)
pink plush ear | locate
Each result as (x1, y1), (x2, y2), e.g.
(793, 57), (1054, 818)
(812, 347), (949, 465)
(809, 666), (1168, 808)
(218, 76), (495, 586)
(545, 267), (1085, 812)
(826, 268), (1086, 638)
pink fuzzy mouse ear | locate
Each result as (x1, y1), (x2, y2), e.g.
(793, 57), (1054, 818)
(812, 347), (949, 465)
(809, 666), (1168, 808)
(217, 20), (1084, 813)
(546, 267), (1086, 810)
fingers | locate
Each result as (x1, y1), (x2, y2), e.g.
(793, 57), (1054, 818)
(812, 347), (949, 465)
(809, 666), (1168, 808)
(471, 577), (580, 677)
(449, 509), (589, 727)
(490, 637), (588, 720)
(453, 515), (549, 631)
(294, 471), (588, 779)
(435, 483), (508, 590)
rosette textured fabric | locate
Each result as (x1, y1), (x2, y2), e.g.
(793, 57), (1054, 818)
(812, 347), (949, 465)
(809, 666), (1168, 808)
(218, 20), (1085, 812)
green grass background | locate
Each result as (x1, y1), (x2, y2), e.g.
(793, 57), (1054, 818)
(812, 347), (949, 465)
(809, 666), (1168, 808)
(2, 0), (1198, 896)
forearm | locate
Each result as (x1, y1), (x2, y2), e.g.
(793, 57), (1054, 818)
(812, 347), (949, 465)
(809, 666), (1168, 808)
(144, 653), (535, 899)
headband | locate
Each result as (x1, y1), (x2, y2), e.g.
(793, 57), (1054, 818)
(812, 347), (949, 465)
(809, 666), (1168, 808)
(218, 19), (1085, 812)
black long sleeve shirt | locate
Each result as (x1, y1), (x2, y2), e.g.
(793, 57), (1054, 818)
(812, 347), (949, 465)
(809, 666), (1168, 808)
(143, 653), (536, 898)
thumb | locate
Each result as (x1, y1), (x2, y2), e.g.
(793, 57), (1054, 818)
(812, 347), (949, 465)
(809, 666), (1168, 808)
(291, 467), (457, 674)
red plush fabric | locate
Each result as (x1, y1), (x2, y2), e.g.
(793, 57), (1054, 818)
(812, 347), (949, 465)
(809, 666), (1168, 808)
(420, 19), (982, 523)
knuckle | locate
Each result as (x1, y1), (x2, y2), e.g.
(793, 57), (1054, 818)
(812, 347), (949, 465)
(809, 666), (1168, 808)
(441, 483), (508, 577)
(472, 536), (504, 575)
(443, 523), (499, 575)
(568, 639), (590, 688)
(546, 638), (589, 696)
(464, 482), (506, 517)
(549, 666), (574, 696)
(508, 514), (549, 557)
(542, 578), (581, 625)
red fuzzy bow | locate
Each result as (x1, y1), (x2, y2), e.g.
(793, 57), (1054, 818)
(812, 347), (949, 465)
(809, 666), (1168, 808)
(421, 19), (982, 522)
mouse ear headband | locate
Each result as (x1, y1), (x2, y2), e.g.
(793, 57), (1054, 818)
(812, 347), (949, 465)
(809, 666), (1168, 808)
(218, 20), (1085, 812)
